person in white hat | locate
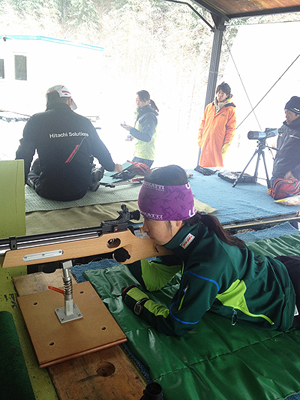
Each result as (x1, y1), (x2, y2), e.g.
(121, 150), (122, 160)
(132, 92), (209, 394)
(16, 85), (122, 201)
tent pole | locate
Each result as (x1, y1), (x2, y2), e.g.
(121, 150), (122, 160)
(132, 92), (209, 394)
(197, 16), (226, 165)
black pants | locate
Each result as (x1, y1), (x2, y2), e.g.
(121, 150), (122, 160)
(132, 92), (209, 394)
(27, 158), (41, 189)
(275, 255), (300, 329)
(26, 157), (99, 191)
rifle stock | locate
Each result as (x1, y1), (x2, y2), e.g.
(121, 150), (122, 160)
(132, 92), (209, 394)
(0, 205), (172, 268)
(1, 229), (171, 268)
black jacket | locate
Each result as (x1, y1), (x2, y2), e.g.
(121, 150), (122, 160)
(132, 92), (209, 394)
(272, 117), (300, 180)
(16, 103), (115, 201)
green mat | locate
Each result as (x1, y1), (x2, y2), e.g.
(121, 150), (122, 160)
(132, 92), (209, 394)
(0, 311), (35, 400)
(25, 183), (142, 212)
(24, 161), (141, 212)
(83, 233), (300, 400)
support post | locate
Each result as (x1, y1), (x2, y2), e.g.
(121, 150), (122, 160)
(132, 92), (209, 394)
(197, 16), (226, 165)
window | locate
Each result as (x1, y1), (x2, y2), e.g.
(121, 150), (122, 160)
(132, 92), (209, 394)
(0, 59), (4, 79)
(15, 55), (27, 80)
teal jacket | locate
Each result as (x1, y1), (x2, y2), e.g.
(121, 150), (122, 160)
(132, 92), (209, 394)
(129, 104), (158, 161)
(123, 223), (295, 336)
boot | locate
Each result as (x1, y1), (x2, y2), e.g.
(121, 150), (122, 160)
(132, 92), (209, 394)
(88, 166), (104, 192)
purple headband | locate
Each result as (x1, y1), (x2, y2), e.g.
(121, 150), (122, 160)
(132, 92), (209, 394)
(138, 181), (196, 221)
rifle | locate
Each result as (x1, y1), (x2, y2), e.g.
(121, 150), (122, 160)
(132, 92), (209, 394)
(0, 204), (172, 269)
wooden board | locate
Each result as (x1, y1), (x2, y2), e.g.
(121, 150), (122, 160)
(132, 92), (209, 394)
(0, 159), (27, 278)
(14, 270), (147, 399)
(17, 281), (127, 368)
(0, 161), (58, 399)
(48, 345), (146, 400)
(0, 160), (25, 240)
(14, 269), (76, 296)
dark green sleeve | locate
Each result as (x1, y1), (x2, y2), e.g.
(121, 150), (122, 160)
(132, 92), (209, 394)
(123, 265), (219, 336)
(126, 255), (182, 291)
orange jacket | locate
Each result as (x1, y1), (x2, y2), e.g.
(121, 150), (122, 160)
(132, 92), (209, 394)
(198, 101), (236, 167)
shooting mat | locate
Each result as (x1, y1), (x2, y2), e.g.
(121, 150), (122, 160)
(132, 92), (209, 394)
(82, 232), (300, 400)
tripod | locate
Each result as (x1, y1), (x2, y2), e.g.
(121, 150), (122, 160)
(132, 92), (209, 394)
(232, 138), (271, 188)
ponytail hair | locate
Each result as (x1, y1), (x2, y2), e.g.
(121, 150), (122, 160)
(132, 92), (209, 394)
(150, 99), (159, 113)
(144, 165), (245, 249)
(184, 213), (245, 248)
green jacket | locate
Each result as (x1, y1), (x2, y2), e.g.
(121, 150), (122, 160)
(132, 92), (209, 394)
(123, 223), (295, 336)
(129, 105), (158, 161)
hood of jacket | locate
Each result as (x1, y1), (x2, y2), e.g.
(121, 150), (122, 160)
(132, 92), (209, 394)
(137, 104), (158, 118)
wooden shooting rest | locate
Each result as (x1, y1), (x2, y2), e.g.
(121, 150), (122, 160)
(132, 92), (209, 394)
(1, 163), (147, 398)
(17, 281), (127, 368)
(4, 227), (170, 397)
(14, 270), (146, 399)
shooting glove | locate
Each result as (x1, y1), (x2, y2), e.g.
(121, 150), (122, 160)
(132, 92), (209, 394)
(221, 143), (230, 154)
(122, 286), (149, 315)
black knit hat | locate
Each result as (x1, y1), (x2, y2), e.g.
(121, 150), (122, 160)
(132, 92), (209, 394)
(285, 96), (300, 115)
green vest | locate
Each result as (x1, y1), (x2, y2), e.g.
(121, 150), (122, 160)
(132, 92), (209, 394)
(134, 118), (157, 161)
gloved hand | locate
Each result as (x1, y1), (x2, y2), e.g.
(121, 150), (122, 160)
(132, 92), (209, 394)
(121, 284), (137, 299)
(221, 143), (230, 154)
(112, 248), (131, 263)
(122, 285), (149, 315)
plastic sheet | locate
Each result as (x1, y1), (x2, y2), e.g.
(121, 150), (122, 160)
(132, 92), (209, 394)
(84, 233), (300, 400)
